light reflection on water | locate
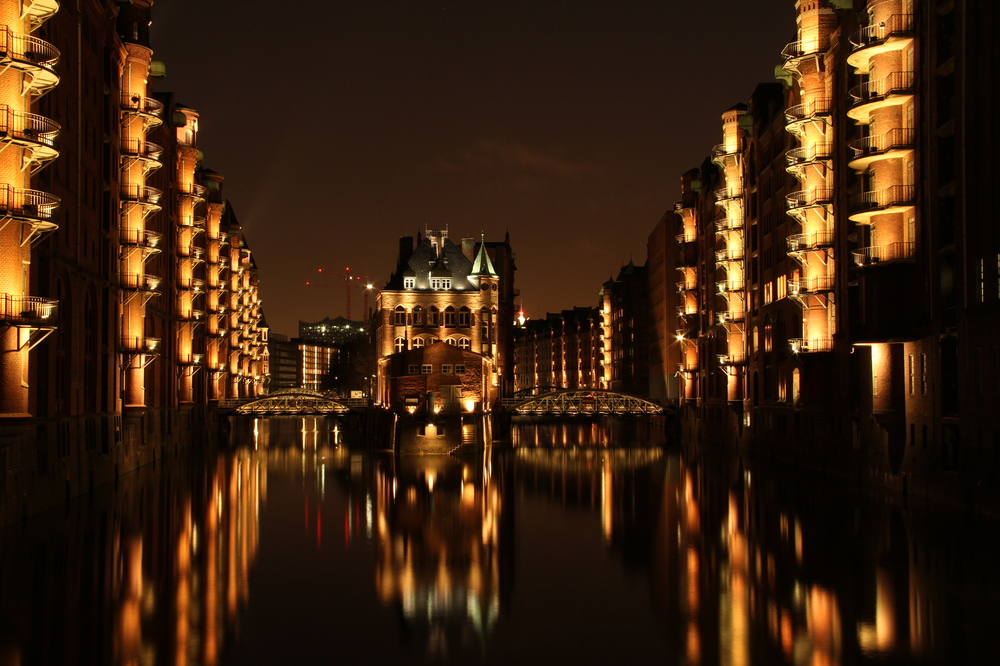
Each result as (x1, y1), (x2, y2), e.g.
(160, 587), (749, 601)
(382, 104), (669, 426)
(0, 415), (996, 664)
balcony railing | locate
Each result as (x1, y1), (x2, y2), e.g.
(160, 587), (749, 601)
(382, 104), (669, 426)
(848, 128), (915, 162)
(178, 353), (204, 366)
(0, 25), (60, 72)
(786, 231), (834, 253)
(676, 231), (696, 244)
(121, 336), (160, 354)
(676, 281), (696, 293)
(716, 279), (745, 294)
(849, 70), (915, 107)
(120, 138), (164, 162)
(179, 309), (205, 322)
(177, 277), (205, 292)
(716, 247), (745, 263)
(714, 187), (743, 203)
(0, 184), (59, 220)
(782, 37), (830, 62)
(120, 93), (164, 119)
(715, 217), (743, 233)
(119, 273), (161, 292)
(849, 14), (914, 52)
(852, 241), (915, 266)
(120, 184), (163, 206)
(676, 306), (697, 317)
(22, 0), (60, 30)
(789, 276), (835, 295)
(786, 143), (833, 168)
(789, 337), (834, 353)
(711, 142), (740, 160)
(785, 98), (832, 126)
(717, 310), (745, 324)
(717, 353), (747, 366)
(0, 104), (60, 149)
(119, 228), (162, 250)
(677, 361), (699, 373)
(850, 185), (916, 214)
(0, 293), (58, 325)
(786, 188), (834, 211)
(179, 183), (207, 200)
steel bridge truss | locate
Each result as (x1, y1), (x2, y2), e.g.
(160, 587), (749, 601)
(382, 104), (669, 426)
(236, 388), (350, 415)
(508, 389), (664, 416)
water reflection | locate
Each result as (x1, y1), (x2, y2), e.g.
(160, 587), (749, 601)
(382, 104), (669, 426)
(0, 417), (996, 664)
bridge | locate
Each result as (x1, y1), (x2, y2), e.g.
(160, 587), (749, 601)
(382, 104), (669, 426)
(501, 389), (665, 416)
(234, 389), (361, 416)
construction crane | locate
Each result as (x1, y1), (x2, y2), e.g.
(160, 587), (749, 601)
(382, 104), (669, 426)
(306, 267), (373, 321)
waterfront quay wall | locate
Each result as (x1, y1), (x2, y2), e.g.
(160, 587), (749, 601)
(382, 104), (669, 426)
(0, 405), (221, 525)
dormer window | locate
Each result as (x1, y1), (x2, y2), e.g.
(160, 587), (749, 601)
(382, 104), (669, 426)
(430, 277), (451, 290)
(404, 277), (415, 289)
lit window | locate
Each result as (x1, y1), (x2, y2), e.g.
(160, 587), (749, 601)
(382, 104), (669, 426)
(394, 337), (406, 353)
(442, 364), (453, 374)
(404, 276), (415, 289)
(430, 278), (452, 290)
(421, 364), (433, 374)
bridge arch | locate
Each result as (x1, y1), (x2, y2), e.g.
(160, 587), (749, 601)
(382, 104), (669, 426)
(505, 389), (665, 415)
(235, 388), (352, 415)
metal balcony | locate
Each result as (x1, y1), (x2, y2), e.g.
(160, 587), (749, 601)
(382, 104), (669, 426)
(785, 98), (832, 132)
(849, 185), (916, 223)
(717, 353), (747, 366)
(789, 337), (834, 353)
(848, 128), (914, 170)
(120, 137), (163, 171)
(120, 184), (162, 210)
(852, 241), (915, 267)
(785, 143), (833, 173)
(675, 231), (696, 244)
(715, 217), (743, 234)
(0, 104), (59, 165)
(848, 15), (914, 70)
(676, 280), (696, 293)
(1, 293), (58, 326)
(716, 310), (745, 325)
(120, 93), (164, 127)
(119, 273), (161, 292)
(0, 184), (59, 221)
(676, 305), (697, 318)
(714, 187), (743, 204)
(789, 275), (835, 295)
(121, 336), (160, 354)
(786, 231), (834, 254)
(848, 71), (915, 120)
(715, 247), (745, 264)
(0, 27), (59, 96)
(782, 37), (830, 64)
(177, 277), (205, 292)
(786, 188), (834, 212)
(178, 183), (207, 204)
(22, 0), (61, 30)
(716, 279), (744, 294)
(178, 353), (204, 367)
(677, 361), (698, 374)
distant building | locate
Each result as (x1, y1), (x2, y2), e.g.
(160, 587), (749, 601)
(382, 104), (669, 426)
(374, 230), (516, 413)
(601, 262), (650, 397)
(513, 308), (605, 393)
(299, 316), (367, 346)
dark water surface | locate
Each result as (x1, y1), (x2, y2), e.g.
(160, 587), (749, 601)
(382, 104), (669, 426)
(1, 415), (998, 665)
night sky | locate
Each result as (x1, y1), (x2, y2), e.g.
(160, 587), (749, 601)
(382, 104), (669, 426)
(149, 0), (795, 337)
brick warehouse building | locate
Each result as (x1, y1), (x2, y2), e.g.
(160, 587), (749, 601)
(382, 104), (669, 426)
(0, 0), (267, 522)
(374, 230), (516, 413)
(647, 0), (1000, 511)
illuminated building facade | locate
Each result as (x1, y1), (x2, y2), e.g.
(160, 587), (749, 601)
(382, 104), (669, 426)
(512, 307), (605, 393)
(601, 261), (650, 396)
(375, 230), (516, 413)
(652, 0), (999, 510)
(0, 0), (268, 523)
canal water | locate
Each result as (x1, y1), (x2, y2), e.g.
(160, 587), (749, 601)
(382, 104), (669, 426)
(1, 415), (997, 665)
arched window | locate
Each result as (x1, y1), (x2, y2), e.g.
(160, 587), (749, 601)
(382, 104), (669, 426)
(412, 337), (424, 348)
(428, 306), (439, 326)
(444, 306), (456, 326)
(445, 338), (456, 345)
(458, 306), (470, 326)
(459, 337), (471, 350)
(393, 306), (406, 326)
(412, 306), (425, 326)
(394, 337), (406, 353)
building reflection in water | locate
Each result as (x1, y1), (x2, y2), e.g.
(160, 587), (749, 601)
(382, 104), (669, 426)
(1, 416), (997, 664)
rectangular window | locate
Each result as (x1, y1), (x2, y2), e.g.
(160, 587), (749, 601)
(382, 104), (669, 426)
(404, 277), (415, 289)
(980, 258), (985, 303)
(408, 364), (420, 375)
(421, 364), (433, 374)
(921, 353), (928, 395)
(454, 364), (466, 374)
(777, 275), (787, 300)
(908, 354), (914, 395)
(442, 364), (453, 374)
